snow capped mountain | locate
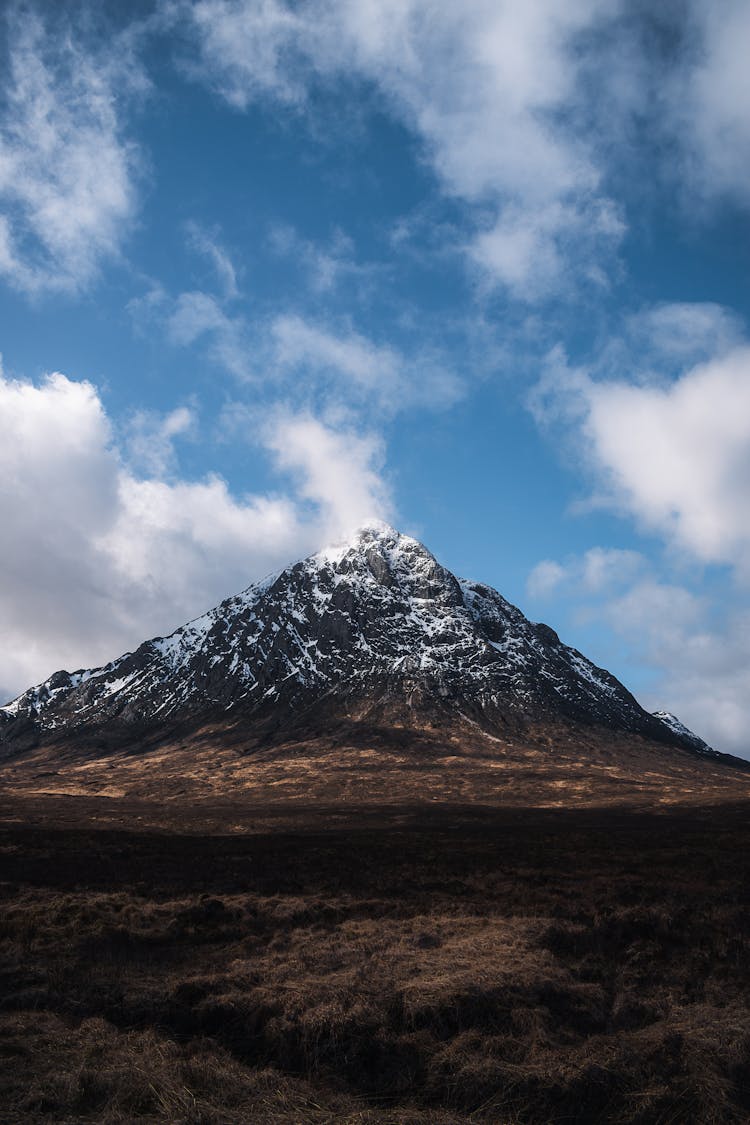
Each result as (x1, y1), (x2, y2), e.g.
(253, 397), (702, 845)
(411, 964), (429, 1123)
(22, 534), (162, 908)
(0, 522), (711, 754)
(651, 711), (716, 758)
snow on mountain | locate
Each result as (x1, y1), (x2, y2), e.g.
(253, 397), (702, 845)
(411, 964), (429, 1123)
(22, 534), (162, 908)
(651, 711), (717, 758)
(0, 523), (712, 754)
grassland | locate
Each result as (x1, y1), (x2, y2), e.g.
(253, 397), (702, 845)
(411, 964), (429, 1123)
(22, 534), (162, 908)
(1, 797), (750, 1122)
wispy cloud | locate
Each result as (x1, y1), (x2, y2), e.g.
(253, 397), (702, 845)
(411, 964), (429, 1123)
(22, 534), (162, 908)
(672, 1), (750, 206)
(0, 6), (145, 294)
(268, 223), (383, 296)
(185, 220), (240, 299)
(527, 547), (750, 757)
(527, 546), (645, 599)
(179, 0), (622, 300)
(263, 408), (393, 535)
(125, 404), (197, 478)
(176, 0), (750, 301)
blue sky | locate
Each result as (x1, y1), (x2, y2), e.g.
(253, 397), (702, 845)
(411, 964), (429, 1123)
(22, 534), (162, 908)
(1, 0), (750, 755)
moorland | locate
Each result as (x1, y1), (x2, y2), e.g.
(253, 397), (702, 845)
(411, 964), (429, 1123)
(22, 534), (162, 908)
(2, 790), (750, 1123)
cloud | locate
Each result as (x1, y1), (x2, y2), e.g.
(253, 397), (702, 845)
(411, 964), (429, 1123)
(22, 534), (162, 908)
(125, 405), (197, 477)
(179, 0), (623, 299)
(625, 303), (744, 367)
(271, 314), (397, 387)
(185, 0), (309, 108)
(270, 313), (464, 411)
(526, 310), (750, 757)
(185, 220), (239, 298)
(674, 1), (750, 205)
(527, 547), (750, 757)
(268, 223), (378, 295)
(178, 1), (750, 297)
(0, 6), (144, 294)
(527, 547), (644, 599)
(133, 269), (463, 411)
(166, 290), (253, 380)
(263, 409), (392, 535)
(532, 335), (750, 577)
(0, 364), (392, 702)
(597, 580), (750, 758)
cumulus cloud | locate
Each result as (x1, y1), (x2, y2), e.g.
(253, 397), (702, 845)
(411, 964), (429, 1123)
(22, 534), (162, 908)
(0, 365), (392, 702)
(532, 334), (750, 577)
(264, 410), (393, 535)
(0, 7), (144, 294)
(527, 311), (750, 757)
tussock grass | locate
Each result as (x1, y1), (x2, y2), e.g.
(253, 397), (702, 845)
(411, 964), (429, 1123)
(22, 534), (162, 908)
(2, 804), (750, 1121)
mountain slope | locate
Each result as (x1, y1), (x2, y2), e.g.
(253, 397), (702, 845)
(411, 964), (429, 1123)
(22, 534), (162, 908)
(0, 523), (713, 759)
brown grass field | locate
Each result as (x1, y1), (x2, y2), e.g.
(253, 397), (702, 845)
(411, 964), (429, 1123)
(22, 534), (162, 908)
(2, 765), (750, 1123)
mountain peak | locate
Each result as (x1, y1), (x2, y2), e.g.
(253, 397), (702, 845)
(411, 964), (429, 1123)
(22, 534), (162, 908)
(0, 526), (714, 760)
(314, 520), (419, 561)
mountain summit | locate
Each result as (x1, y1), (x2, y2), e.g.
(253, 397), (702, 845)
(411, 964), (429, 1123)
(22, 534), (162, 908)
(0, 523), (713, 758)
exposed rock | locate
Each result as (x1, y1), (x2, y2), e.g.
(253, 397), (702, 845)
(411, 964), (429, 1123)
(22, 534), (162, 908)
(0, 522), (715, 757)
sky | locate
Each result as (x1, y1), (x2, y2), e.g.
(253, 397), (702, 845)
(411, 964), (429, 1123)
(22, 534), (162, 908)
(1, 0), (749, 756)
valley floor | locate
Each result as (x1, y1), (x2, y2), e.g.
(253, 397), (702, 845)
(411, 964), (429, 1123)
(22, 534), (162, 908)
(1, 796), (750, 1122)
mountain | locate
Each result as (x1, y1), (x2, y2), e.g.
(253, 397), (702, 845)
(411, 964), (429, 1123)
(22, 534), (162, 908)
(0, 522), (716, 761)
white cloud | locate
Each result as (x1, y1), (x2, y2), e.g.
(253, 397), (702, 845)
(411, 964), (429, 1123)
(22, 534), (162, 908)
(585, 347), (750, 572)
(180, 0), (623, 298)
(271, 313), (464, 412)
(125, 405), (197, 477)
(0, 364), (392, 702)
(527, 316), (750, 757)
(271, 314), (398, 390)
(526, 559), (567, 600)
(186, 0), (308, 108)
(597, 580), (750, 759)
(264, 409), (392, 535)
(625, 303), (744, 367)
(136, 273), (463, 411)
(532, 338), (750, 577)
(0, 7), (144, 294)
(527, 547), (644, 599)
(166, 290), (253, 380)
(526, 547), (750, 757)
(675, 1), (750, 205)
(179, 1), (750, 295)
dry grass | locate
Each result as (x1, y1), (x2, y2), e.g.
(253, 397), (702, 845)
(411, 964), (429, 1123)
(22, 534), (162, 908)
(2, 801), (750, 1121)
(2, 717), (749, 816)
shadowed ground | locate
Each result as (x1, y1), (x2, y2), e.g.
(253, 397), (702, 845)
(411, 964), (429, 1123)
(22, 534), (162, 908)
(2, 785), (750, 1123)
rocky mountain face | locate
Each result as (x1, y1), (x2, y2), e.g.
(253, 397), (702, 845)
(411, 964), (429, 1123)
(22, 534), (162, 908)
(0, 523), (715, 757)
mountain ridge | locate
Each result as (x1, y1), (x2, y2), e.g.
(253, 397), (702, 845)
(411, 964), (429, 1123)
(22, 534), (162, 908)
(0, 522), (721, 762)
